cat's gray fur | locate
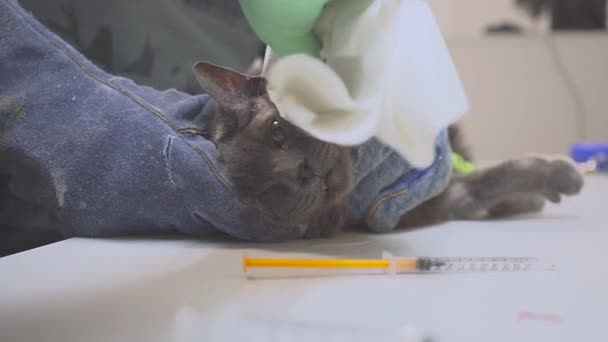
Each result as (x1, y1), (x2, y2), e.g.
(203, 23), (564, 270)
(194, 62), (584, 237)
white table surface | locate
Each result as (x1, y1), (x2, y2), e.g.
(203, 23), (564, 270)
(1, 175), (606, 342)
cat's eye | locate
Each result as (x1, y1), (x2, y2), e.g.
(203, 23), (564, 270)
(270, 119), (287, 150)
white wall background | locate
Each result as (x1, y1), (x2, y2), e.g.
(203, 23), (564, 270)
(423, 0), (607, 160)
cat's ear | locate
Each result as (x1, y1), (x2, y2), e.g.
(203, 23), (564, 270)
(192, 61), (267, 110)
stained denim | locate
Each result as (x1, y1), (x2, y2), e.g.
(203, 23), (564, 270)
(0, 0), (451, 242)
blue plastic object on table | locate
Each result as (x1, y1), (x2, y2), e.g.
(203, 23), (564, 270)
(571, 143), (608, 172)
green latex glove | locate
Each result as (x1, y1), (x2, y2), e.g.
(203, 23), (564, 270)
(239, 0), (332, 57)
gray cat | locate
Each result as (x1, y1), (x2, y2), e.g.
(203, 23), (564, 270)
(193, 61), (584, 237)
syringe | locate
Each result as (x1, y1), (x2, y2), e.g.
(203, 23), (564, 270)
(243, 252), (554, 278)
(422, 256), (554, 273)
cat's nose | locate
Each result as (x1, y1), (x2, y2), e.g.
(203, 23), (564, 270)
(297, 161), (315, 186)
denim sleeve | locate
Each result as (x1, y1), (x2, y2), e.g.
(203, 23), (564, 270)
(0, 0), (305, 241)
(347, 131), (452, 233)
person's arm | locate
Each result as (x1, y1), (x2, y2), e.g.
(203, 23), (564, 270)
(1, 0), (305, 254)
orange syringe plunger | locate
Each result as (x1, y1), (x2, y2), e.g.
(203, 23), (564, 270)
(242, 251), (446, 277)
(382, 251), (446, 274)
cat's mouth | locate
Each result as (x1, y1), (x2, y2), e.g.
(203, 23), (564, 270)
(323, 168), (348, 201)
(322, 173), (330, 193)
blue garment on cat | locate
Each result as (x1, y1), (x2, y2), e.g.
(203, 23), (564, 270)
(347, 133), (452, 233)
(0, 0), (451, 241)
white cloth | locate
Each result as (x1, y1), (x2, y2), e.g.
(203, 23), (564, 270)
(264, 0), (469, 168)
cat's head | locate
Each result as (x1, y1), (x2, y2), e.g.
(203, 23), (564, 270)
(193, 62), (353, 236)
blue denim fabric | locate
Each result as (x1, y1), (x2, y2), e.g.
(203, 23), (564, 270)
(0, 0), (451, 241)
(348, 133), (451, 233)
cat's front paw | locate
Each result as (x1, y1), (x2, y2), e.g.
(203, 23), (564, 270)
(544, 158), (584, 203)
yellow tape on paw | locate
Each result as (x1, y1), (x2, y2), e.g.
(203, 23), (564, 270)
(451, 152), (476, 175)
